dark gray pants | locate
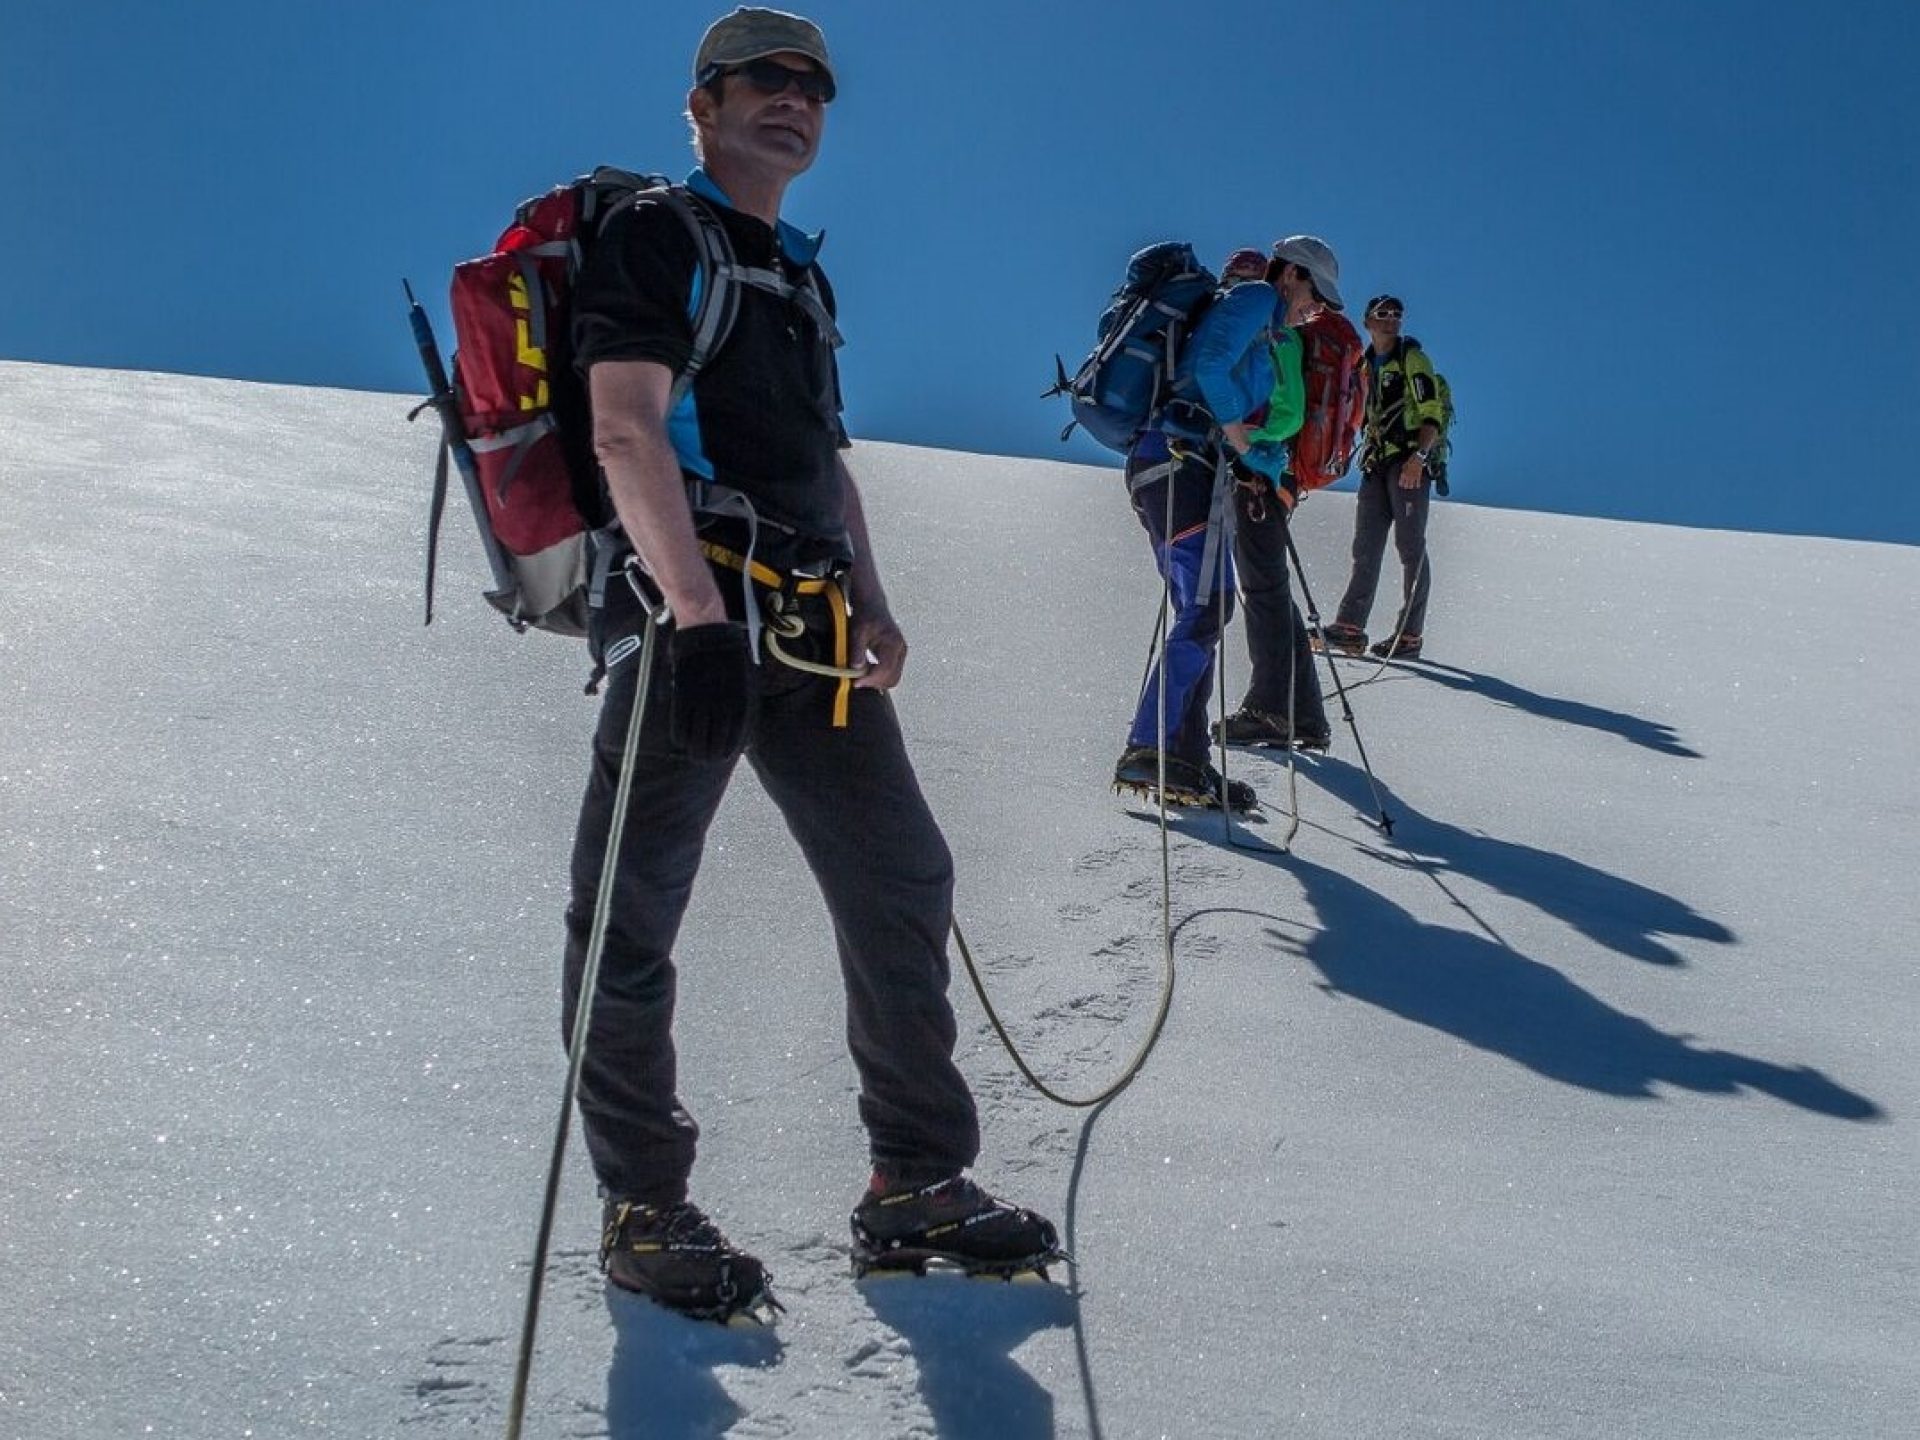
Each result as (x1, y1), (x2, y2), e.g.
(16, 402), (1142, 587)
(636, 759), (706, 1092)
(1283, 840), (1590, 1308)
(1336, 464), (1432, 638)
(1229, 482), (1327, 727)
(563, 584), (980, 1205)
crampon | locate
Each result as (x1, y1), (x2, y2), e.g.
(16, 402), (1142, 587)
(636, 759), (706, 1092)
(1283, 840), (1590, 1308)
(601, 1199), (785, 1325)
(850, 1175), (1067, 1282)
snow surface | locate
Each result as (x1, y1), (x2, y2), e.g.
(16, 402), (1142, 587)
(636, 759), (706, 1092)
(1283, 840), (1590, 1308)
(2, 360), (1915, 1439)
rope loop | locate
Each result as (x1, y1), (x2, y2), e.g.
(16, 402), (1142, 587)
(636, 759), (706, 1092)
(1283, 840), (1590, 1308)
(760, 589), (869, 680)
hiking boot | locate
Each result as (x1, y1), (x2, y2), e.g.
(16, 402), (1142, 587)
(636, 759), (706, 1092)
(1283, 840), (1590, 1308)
(1313, 622), (1368, 656)
(1213, 706), (1292, 747)
(1213, 707), (1332, 754)
(851, 1173), (1066, 1279)
(601, 1199), (780, 1323)
(1113, 745), (1173, 792)
(1369, 632), (1423, 660)
(1114, 746), (1207, 798)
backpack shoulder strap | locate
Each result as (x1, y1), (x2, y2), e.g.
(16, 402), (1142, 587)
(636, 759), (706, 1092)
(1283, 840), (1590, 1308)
(583, 180), (742, 407)
(593, 184), (841, 387)
(627, 185), (742, 409)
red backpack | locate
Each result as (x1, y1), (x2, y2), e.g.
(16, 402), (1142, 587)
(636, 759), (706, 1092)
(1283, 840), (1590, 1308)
(409, 168), (737, 638)
(1289, 309), (1366, 490)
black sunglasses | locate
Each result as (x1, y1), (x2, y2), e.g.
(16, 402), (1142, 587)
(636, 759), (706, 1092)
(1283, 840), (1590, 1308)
(704, 57), (836, 103)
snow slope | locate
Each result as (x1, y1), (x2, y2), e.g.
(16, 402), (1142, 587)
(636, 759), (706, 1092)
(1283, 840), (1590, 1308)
(3, 361), (1915, 1439)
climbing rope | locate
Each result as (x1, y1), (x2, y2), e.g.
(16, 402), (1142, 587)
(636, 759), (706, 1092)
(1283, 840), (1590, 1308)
(951, 446), (1219, 1108)
(1318, 547), (1429, 693)
(762, 591), (870, 680)
(506, 601), (664, 1440)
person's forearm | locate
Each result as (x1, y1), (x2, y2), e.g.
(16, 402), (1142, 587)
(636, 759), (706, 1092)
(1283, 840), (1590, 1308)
(602, 439), (727, 624)
(590, 363), (726, 626)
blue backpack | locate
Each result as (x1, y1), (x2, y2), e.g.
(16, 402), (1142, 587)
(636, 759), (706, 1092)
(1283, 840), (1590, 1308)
(1047, 241), (1219, 453)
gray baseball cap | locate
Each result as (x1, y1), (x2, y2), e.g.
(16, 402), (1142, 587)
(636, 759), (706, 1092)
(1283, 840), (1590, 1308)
(695, 8), (835, 87)
(1270, 235), (1345, 311)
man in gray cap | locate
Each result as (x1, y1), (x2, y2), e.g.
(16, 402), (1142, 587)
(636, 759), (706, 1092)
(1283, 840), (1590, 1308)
(1270, 235), (1344, 313)
(566, 7), (1059, 1322)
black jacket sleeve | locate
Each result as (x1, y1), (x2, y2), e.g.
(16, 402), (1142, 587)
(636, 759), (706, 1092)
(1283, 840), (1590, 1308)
(571, 198), (703, 376)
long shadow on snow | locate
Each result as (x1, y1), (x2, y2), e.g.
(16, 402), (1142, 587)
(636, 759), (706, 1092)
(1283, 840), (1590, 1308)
(1150, 801), (1878, 1118)
(1294, 754), (1735, 967)
(1261, 850), (1882, 1120)
(602, 1283), (781, 1439)
(1338, 655), (1702, 758)
(856, 1270), (1077, 1439)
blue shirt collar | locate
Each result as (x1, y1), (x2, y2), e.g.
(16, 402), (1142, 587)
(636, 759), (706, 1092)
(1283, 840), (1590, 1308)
(686, 167), (826, 267)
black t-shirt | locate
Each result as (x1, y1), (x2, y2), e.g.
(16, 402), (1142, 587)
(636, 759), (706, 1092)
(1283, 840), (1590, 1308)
(572, 190), (850, 562)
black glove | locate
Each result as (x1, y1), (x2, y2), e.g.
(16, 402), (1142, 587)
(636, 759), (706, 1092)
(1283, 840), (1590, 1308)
(668, 622), (754, 762)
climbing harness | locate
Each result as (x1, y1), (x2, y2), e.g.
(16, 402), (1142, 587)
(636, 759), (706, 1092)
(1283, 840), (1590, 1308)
(698, 539), (869, 723)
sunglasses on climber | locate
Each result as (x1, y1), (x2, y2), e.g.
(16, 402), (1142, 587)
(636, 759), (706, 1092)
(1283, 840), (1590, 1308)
(701, 57), (837, 104)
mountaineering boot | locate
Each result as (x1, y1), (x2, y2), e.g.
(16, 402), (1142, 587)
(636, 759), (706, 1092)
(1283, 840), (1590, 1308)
(1113, 748), (1258, 813)
(851, 1173), (1066, 1279)
(1369, 632), (1423, 660)
(1113, 745), (1172, 793)
(1213, 707), (1332, 754)
(1213, 706), (1291, 746)
(601, 1199), (781, 1324)
(1312, 622), (1368, 656)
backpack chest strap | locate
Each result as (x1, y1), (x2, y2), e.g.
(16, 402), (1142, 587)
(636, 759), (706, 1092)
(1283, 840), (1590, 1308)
(725, 263), (844, 348)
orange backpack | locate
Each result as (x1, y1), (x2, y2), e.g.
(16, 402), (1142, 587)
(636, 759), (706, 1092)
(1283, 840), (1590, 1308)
(1289, 309), (1366, 490)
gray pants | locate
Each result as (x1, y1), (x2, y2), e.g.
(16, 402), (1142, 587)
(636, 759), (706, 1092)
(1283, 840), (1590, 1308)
(1336, 463), (1432, 638)
(563, 580), (980, 1205)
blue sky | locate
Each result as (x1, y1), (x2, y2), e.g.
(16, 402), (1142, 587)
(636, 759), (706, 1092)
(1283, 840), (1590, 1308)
(5, 1), (1917, 544)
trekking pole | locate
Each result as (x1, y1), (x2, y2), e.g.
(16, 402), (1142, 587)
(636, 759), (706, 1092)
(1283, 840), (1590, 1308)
(1213, 521), (1238, 845)
(1205, 451), (1288, 849)
(1198, 450), (1241, 847)
(503, 596), (666, 1440)
(403, 280), (518, 621)
(1135, 600), (1169, 705)
(1274, 505), (1302, 851)
(1282, 527), (1396, 836)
